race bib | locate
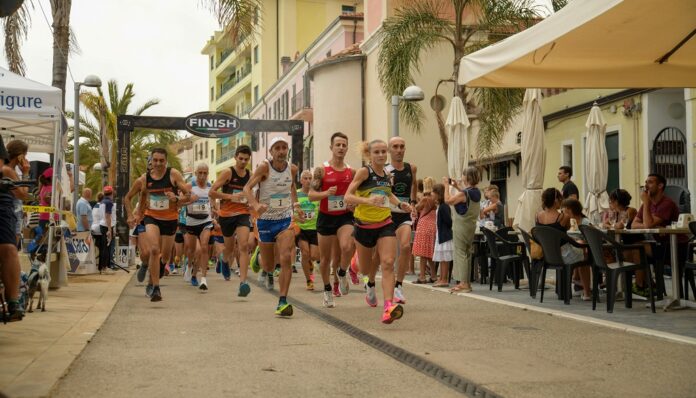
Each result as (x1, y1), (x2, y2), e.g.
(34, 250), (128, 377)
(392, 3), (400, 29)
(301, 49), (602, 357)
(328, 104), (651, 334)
(269, 193), (290, 209)
(390, 196), (410, 212)
(328, 195), (346, 211)
(370, 191), (389, 208)
(231, 189), (247, 204)
(303, 210), (315, 220)
(150, 194), (170, 210)
(189, 200), (210, 214)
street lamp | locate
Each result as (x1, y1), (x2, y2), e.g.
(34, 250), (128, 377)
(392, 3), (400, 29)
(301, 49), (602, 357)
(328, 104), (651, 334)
(73, 74), (102, 211)
(391, 85), (425, 138)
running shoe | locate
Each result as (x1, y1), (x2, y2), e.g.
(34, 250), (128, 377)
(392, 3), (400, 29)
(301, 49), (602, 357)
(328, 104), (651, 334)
(323, 291), (335, 308)
(275, 303), (293, 317)
(394, 286), (406, 304)
(338, 274), (350, 295)
(150, 286), (162, 302)
(4, 301), (24, 322)
(221, 261), (231, 281)
(234, 267), (240, 276)
(137, 263), (148, 283)
(381, 303), (403, 324)
(215, 259), (221, 274)
(332, 281), (342, 297)
(199, 277), (208, 290)
(145, 284), (154, 298)
(365, 284), (378, 307)
(238, 281), (251, 297)
(348, 266), (360, 285)
(258, 270), (267, 284)
(250, 247), (261, 273)
(309, 273), (315, 283)
(170, 264), (178, 275)
(306, 281), (314, 291)
(273, 265), (281, 278)
(191, 276), (199, 287)
(266, 273), (274, 290)
(292, 265), (298, 273)
(183, 263), (191, 282)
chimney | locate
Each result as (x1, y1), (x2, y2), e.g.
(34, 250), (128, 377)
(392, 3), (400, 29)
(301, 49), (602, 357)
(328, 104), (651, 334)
(280, 56), (292, 75)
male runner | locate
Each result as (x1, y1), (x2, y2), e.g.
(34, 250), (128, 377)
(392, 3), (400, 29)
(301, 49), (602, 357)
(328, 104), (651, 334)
(295, 170), (319, 291)
(309, 132), (355, 308)
(209, 145), (253, 297)
(385, 137), (418, 304)
(244, 137), (300, 316)
(126, 147), (190, 302)
(181, 163), (215, 290)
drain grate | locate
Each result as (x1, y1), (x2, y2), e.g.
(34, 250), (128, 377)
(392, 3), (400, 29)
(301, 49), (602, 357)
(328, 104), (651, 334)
(253, 279), (502, 397)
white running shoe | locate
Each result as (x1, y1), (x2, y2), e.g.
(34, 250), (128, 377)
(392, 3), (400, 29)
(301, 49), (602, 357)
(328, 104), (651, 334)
(394, 286), (406, 304)
(199, 277), (208, 290)
(323, 291), (335, 308)
(338, 274), (350, 295)
(258, 271), (266, 284)
(365, 284), (378, 307)
(183, 264), (191, 282)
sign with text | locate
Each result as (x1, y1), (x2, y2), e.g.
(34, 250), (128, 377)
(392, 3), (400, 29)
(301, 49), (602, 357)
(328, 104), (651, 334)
(114, 245), (130, 269)
(184, 111), (241, 138)
(66, 231), (97, 274)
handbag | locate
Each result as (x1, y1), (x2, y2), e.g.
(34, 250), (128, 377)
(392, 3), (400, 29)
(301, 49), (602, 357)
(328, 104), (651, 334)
(530, 239), (543, 260)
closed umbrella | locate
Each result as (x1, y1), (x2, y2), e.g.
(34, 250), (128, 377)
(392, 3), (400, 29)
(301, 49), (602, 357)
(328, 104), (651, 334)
(513, 89), (545, 232)
(584, 104), (609, 223)
(446, 96), (470, 179)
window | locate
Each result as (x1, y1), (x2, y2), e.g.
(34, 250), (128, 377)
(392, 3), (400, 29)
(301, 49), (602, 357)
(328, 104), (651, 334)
(211, 149), (214, 160)
(606, 132), (620, 194)
(194, 144), (198, 161)
(210, 87), (214, 101)
(562, 142), (573, 168)
(254, 7), (259, 24)
(254, 46), (259, 64)
(205, 141), (208, 158)
(342, 5), (356, 13)
(209, 55), (214, 70)
(254, 85), (259, 103)
(283, 91), (289, 119)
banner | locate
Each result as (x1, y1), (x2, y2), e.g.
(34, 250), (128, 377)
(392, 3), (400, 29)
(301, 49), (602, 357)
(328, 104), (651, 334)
(65, 231), (97, 274)
(114, 245), (130, 269)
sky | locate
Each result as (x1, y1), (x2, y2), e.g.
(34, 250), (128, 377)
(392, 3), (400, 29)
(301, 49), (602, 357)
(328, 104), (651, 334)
(0, 0), (221, 118)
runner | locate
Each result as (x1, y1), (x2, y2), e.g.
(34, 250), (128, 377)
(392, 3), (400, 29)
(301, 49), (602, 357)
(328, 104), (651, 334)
(309, 132), (355, 308)
(295, 170), (319, 291)
(125, 180), (151, 283)
(385, 137), (418, 304)
(126, 147), (190, 302)
(173, 207), (186, 276)
(209, 218), (225, 271)
(244, 137), (300, 316)
(181, 163), (215, 291)
(345, 139), (412, 324)
(209, 145), (253, 297)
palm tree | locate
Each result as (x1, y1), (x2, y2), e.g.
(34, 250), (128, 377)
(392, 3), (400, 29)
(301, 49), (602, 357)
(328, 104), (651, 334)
(1, 1), (31, 75)
(202, 0), (261, 43)
(67, 80), (180, 191)
(378, 0), (564, 156)
(50, 0), (72, 109)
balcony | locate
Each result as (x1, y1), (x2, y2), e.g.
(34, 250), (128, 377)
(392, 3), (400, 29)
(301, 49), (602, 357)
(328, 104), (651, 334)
(215, 33), (249, 69)
(218, 63), (252, 99)
(216, 147), (236, 165)
(217, 49), (233, 67)
(291, 89), (311, 114)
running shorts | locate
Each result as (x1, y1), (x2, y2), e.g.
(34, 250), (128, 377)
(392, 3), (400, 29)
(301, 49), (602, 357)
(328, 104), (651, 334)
(391, 213), (413, 228)
(295, 229), (318, 246)
(256, 218), (291, 243)
(143, 216), (178, 236)
(316, 212), (354, 236)
(354, 222), (396, 249)
(186, 221), (213, 237)
(220, 214), (251, 237)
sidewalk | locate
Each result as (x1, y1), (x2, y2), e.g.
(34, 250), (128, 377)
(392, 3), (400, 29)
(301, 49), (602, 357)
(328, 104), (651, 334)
(0, 271), (131, 398)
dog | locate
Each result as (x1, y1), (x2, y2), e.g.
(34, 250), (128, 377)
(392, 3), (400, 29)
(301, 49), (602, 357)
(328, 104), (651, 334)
(27, 262), (50, 313)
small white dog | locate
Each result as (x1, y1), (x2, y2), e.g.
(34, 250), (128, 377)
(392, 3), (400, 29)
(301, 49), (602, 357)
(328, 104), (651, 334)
(27, 262), (50, 312)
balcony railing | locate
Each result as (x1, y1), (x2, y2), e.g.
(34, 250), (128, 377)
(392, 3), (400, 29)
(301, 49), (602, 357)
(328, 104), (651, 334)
(218, 63), (252, 99)
(215, 33), (248, 68)
(216, 148), (236, 164)
(291, 89), (311, 114)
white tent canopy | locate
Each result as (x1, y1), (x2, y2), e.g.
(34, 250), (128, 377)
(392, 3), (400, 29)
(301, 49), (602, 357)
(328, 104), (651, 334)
(458, 0), (696, 88)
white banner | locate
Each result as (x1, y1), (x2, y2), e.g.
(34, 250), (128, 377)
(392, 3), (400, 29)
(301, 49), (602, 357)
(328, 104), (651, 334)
(114, 245), (130, 269)
(66, 231), (97, 274)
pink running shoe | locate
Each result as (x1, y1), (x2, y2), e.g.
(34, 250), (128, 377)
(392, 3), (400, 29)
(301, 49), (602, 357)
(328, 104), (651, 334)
(381, 302), (404, 324)
(332, 281), (342, 297)
(348, 265), (360, 285)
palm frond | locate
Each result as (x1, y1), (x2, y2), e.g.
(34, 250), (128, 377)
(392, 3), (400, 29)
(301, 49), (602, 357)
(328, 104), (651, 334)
(2, 1), (32, 75)
(132, 99), (160, 116)
(473, 87), (523, 157)
(202, 0), (261, 44)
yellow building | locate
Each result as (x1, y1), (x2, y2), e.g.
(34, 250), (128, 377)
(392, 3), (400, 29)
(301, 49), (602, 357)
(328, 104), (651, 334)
(201, 0), (363, 178)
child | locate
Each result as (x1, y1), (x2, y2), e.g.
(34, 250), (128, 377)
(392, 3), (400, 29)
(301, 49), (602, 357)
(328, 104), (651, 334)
(412, 177), (436, 284)
(431, 183), (453, 287)
(561, 198), (591, 301)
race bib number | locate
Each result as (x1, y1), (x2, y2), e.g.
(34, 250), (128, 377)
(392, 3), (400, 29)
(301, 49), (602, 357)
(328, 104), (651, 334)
(370, 191), (389, 208)
(189, 201), (210, 214)
(303, 210), (315, 220)
(390, 196), (410, 212)
(150, 194), (170, 210)
(231, 189), (247, 204)
(328, 195), (346, 211)
(269, 193), (290, 209)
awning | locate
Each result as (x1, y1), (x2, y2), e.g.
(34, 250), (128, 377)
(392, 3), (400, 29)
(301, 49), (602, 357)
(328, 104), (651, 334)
(458, 0), (696, 88)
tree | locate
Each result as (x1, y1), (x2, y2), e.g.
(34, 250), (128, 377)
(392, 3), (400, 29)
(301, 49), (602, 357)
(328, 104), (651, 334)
(1, 1), (31, 75)
(67, 80), (180, 192)
(378, 0), (552, 156)
(202, 0), (261, 43)
(50, 0), (71, 109)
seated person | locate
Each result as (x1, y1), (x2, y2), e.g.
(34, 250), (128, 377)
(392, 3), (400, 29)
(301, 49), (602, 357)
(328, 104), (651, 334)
(481, 189), (505, 229)
(602, 189), (637, 230)
(630, 174), (680, 295)
(561, 198), (591, 300)
(535, 188), (585, 266)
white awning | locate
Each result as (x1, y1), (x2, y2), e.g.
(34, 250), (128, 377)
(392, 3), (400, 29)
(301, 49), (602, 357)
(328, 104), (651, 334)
(458, 0), (696, 88)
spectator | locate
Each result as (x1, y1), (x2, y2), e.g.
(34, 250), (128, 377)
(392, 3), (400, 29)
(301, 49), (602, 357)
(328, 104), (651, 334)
(0, 135), (23, 321)
(445, 166), (481, 293)
(558, 166), (579, 200)
(431, 183), (453, 288)
(602, 189), (637, 230)
(98, 186), (116, 273)
(631, 173), (680, 295)
(481, 188), (505, 228)
(38, 168), (58, 232)
(2, 140), (31, 246)
(561, 198), (592, 300)
(76, 188), (93, 233)
(91, 192), (104, 264)
(412, 177), (436, 284)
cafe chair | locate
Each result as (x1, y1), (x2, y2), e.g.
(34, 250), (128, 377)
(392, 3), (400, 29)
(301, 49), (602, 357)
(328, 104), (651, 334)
(532, 226), (590, 305)
(480, 227), (529, 293)
(580, 225), (656, 313)
(518, 228), (542, 298)
(682, 221), (696, 301)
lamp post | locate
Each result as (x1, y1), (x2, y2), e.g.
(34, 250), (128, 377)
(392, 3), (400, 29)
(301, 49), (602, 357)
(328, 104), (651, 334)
(73, 75), (102, 211)
(391, 85), (425, 138)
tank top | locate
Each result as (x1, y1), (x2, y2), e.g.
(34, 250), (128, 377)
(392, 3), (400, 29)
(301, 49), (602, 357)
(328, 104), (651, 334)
(258, 159), (293, 221)
(385, 163), (412, 214)
(144, 167), (179, 221)
(353, 166), (392, 225)
(186, 183), (212, 226)
(319, 161), (353, 215)
(296, 189), (318, 230)
(219, 166), (250, 217)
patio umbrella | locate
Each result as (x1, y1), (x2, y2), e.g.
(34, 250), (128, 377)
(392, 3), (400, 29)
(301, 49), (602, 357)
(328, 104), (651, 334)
(446, 96), (470, 179)
(458, 0), (696, 88)
(513, 89), (545, 232)
(584, 103), (610, 223)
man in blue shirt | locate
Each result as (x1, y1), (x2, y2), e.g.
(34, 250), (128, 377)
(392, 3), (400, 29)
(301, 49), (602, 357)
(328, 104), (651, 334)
(76, 188), (93, 232)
